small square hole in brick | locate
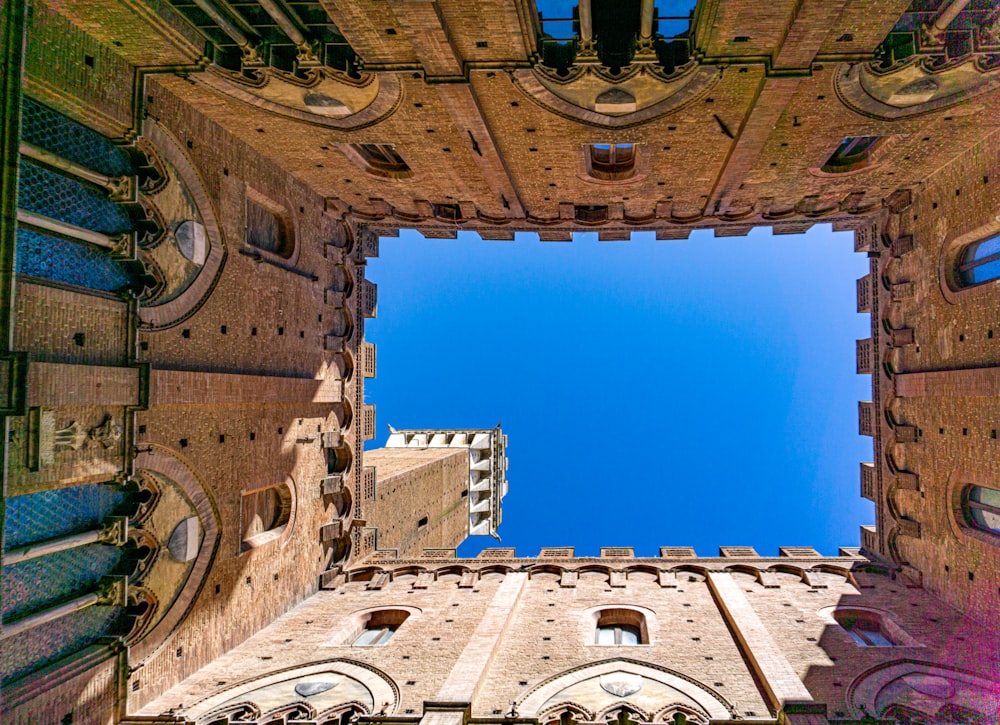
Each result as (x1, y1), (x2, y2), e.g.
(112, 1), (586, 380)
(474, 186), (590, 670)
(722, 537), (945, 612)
(245, 576), (251, 584)
(219, 434), (225, 443)
(277, 327), (284, 335)
(969, 572), (975, 581)
(221, 325), (227, 334)
(179, 438), (188, 448)
(250, 432), (256, 440)
(181, 329), (190, 338)
(476, 40), (488, 47)
(963, 428), (968, 435)
(278, 427), (283, 434)
(139, 340), (148, 351)
(215, 584), (221, 594)
(299, 330), (305, 338)
(251, 327), (257, 336)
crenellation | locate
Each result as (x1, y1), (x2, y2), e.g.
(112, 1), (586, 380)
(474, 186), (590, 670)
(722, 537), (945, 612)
(3, 0), (1000, 722)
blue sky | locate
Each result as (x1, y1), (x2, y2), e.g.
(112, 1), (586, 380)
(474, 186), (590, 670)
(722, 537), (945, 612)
(365, 226), (874, 558)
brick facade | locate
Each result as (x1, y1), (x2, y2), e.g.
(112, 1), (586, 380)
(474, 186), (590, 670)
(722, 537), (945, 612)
(1, 0), (999, 723)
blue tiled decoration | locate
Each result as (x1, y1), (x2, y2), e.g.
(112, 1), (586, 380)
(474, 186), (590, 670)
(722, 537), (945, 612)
(3, 484), (127, 549)
(2, 544), (123, 619)
(19, 162), (133, 234)
(0, 605), (122, 684)
(21, 98), (132, 177)
(16, 228), (130, 291)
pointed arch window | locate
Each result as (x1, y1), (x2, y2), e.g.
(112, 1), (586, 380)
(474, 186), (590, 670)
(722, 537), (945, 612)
(963, 485), (1000, 538)
(587, 144), (636, 181)
(821, 136), (881, 173)
(955, 234), (1000, 288)
(833, 610), (898, 646)
(351, 609), (410, 645)
(240, 483), (293, 551)
(245, 190), (295, 260)
(350, 143), (413, 179)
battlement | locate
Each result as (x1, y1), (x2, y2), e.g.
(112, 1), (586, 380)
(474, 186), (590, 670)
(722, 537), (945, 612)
(385, 425), (509, 538)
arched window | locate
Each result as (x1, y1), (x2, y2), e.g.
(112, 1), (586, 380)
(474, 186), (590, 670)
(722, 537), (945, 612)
(955, 234), (1000, 288)
(833, 610), (897, 646)
(820, 135), (881, 173)
(963, 485), (1000, 538)
(240, 483), (293, 551)
(352, 609), (410, 645)
(348, 143), (413, 179)
(245, 191), (295, 259)
(595, 608), (647, 645)
(587, 144), (636, 181)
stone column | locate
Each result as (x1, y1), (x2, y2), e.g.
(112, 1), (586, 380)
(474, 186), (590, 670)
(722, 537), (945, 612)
(578, 0), (595, 55)
(2, 516), (128, 566)
(0, 576), (127, 641)
(640, 0), (655, 41)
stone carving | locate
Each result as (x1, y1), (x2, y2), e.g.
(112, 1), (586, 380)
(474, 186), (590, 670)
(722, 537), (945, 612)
(90, 415), (123, 448)
(52, 419), (89, 451)
(600, 674), (643, 698)
(294, 681), (338, 697)
(38, 412), (122, 465)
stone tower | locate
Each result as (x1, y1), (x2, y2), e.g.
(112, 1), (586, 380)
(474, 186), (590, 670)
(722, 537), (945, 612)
(362, 426), (509, 556)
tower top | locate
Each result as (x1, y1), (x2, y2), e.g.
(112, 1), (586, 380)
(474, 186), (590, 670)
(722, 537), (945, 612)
(385, 425), (508, 538)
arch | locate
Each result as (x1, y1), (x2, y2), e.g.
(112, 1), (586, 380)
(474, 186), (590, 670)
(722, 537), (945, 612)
(593, 608), (649, 646)
(129, 447), (221, 663)
(181, 659), (398, 722)
(529, 564), (566, 578)
(818, 606), (920, 648)
(347, 567), (387, 583)
(622, 564), (661, 577)
(326, 606), (422, 647)
(329, 264), (355, 296)
(940, 218), (1000, 304)
(240, 481), (295, 552)
(478, 564), (516, 576)
(538, 702), (594, 725)
(328, 306), (355, 339)
(517, 659), (732, 721)
(846, 660), (1000, 722)
(958, 484), (1000, 543)
(585, 144), (638, 182)
(196, 70), (402, 130)
(946, 469), (1000, 547)
(327, 445), (353, 476)
(138, 122), (228, 331)
(328, 534), (352, 566)
(834, 60), (1000, 121)
(819, 136), (882, 174)
(245, 187), (298, 263)
(951, 233), (1000, 290)
(512, 66), (720, 129)
(340, 143), (414, 180)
